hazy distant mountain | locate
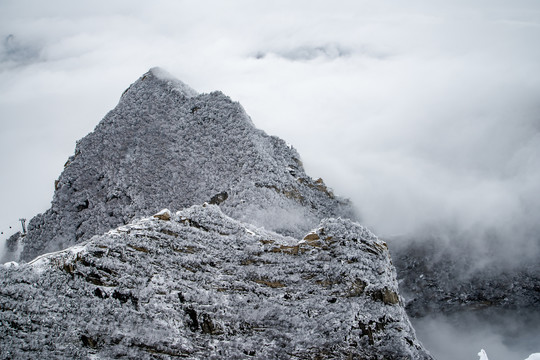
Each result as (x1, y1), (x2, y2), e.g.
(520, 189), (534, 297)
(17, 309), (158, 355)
(0, 68), (432, 359)
(389, 235), (540, 318)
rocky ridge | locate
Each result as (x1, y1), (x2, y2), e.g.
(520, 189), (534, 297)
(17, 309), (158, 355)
(17, 67), (354, 262)
(0, 68), (432, 359)
(1, 205), (432, 359)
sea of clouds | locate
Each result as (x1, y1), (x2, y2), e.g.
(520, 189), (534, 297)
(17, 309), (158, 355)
(1, 1), (539, 358)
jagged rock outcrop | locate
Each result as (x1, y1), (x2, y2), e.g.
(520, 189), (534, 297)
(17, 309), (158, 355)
(0, 68), (433, 359)
(1, 205), (432, 359)
(19, 67), (354, 262)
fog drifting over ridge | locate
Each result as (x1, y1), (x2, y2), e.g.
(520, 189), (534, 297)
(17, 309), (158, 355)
(1, 0), (540, 267)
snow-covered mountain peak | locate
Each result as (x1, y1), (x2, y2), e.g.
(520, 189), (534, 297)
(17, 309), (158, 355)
(0, 68), (435, 359)
(14, 68), (355, 262)
(124, 66), (199, 99)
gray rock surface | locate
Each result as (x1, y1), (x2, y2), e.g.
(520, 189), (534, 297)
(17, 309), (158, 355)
(1, 205), (432, 359)
(0, 68), (432, 359)
(19, 67), (354, 262)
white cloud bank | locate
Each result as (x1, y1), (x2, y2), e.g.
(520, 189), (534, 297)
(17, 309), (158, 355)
(1, 1), (539, 258)
(1, 2), (540, 358)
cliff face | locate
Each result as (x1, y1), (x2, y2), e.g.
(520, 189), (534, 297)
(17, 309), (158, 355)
(0, 68), (432, 359)
(20, 67), (354, 262)
(1, 205), (431, 359)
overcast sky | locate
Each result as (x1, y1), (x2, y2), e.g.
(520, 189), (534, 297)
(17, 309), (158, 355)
(1, 0), (540, 254)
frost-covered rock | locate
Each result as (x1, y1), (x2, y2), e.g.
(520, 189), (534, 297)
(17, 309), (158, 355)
(0, 68), (432, 358)
(0, 205), (432, 359)
(16, 67), (355, 262)
(153, 208), (172, 221)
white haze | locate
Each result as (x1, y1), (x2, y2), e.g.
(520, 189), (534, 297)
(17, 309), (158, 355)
(412, 313), (540, 360)
(1, 0), (538, 253)
(1, 1), (539, 356)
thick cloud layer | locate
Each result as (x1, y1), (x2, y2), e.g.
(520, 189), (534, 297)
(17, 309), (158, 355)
(1, 2), (539, 358)
(1, 1), (540, 266)
(412, 312), (540, 360)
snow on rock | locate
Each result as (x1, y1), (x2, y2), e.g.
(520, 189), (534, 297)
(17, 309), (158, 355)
(0, 204), (433, 359)
(148, 67), (198, 98)
(153, 208), (171, 221)
(0, 261), (18, 268)
(525, 354), (540, 360)
(0, 68), (432, 358)
(15, 68), (355, 262)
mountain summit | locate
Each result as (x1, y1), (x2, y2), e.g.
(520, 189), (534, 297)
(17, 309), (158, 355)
(1, 68), (432, 359)
(19, 67), (355, 262)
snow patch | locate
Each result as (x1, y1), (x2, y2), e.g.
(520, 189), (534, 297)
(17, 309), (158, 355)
(28, 243), (87, 274)
(28, 256), (50, 274)
(153, 208), (172, 221)
(68, 244), (87, 255)
(1, 261), (19, 268)
(478, 349), (489, 360)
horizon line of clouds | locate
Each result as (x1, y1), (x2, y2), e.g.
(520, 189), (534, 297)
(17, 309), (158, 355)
(1, 1), (540, 265)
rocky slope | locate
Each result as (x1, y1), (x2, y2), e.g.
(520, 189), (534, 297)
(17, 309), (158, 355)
(18, 67), (354, 262)
(1, 205), (432, 359)
(0, 68), (432, 359)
